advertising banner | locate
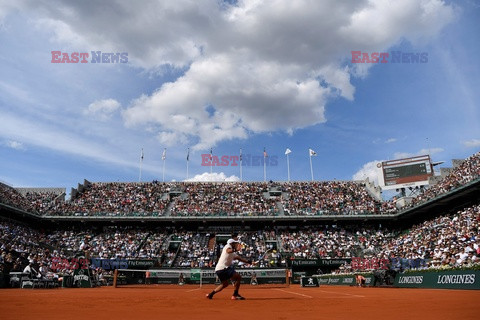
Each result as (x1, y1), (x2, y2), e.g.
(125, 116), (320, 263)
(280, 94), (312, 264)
(395, 270), (480, 290)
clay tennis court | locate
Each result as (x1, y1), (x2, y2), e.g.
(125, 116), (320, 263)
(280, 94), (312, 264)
(0, 285), (478, 320)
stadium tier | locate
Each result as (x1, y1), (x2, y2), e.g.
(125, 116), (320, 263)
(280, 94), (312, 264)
(1, 151), (479, 218)
(1, 203), (479, 278)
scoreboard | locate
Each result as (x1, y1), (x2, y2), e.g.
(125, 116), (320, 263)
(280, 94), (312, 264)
(380, 155), (433, 190)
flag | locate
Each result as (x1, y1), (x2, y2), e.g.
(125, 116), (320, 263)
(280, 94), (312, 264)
(263, 147), (268, 158)
(141, 148), (144, 160)
(285, 148), (292, 155)
(239, 148), (242, 161)
(210, 148), (213, 160)
(186, 148), (190, 161)
(309, 149), (317, 156)
(162, 148), (166, 161)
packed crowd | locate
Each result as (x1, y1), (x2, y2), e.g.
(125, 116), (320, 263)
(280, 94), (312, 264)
(3, 181), (394, 217)
(0, 183), (35, 212)
(380, 204), (480, 269)
(279, 226), (395, 260)
(280, 181), (397, 215)
(24, 191), (64, 215)
(170, 232), (215, 268)
(330, 204), (480, 274)
(34, 182), (173, 216)
(228, 230), (281, 268)
(45, 227), (161, 259)
(158, 230), (279, 268)
(1, 202), (479, 285)
(0, 221), (55, 281)
(171, 182), (278, 216)
(0, 223), (280, 279)
(408, 151), (480, 207)
(1, 150), (479, 217)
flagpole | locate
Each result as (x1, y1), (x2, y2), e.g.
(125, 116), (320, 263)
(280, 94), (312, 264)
(162, 148), (166, 182)
(139, 148), (144, 182)
(264, 159), (266, 182)
(162, 160), (165, 182)
(287, 153), (290, 182)
(263, 147), (267, 182)
(309, 152), (314, 181)
(239, 148), (243, 182)
(186, 148), (190, 180)
(210, 148), (213, 175)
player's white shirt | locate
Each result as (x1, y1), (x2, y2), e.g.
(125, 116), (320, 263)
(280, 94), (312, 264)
(215, 244), (238, 271)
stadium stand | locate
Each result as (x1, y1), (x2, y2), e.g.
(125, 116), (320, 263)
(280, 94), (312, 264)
(330, 203), (480, 274)
(1, 152), (479, 218)
(1, 201), (479, 282)
(280, 181), (396, 215)
(171, 182), (278, 216)
(0, 183), (35, 213)
(279, 226), (396, 259)
(407, 151), (480, 207)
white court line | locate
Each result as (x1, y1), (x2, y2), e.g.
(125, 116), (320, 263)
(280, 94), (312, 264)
(315, 289), (364, 298)
(274, 288), (313, 299)
(186, 288), (201, 292)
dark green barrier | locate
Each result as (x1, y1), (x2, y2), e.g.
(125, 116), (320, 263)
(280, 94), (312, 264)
(292, 272), (306, 284)
(395, 270), (480, 290)
(62, 275), (74, 288)
(315, 274), (374, 286)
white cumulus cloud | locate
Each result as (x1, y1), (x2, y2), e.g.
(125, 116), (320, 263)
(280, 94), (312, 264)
(184, 172), (240, 182)
(84, 99), (121, 121)
(462, 139), (480, 148)
(1, 0), (457, 150)
(353, 160), (384, 186)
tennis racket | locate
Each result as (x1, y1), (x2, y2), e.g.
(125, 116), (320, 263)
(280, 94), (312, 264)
(252, 248), (277, 264)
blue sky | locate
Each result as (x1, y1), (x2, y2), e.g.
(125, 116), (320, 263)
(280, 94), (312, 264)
(0, 0), (479, 198)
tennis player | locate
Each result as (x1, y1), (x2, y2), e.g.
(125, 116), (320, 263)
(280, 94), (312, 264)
(206, 238), (253, 300)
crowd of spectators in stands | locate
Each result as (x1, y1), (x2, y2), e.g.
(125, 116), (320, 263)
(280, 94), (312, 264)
(329, 204), (480, 274)
(1, 201), (479, 287)
(46, 227), (155, 259)
(0, 183), (35, 212)
(280, 181), (396, 215)
(3, 181), (393, 217)
(408, 151), (480, 207)
(171, 182), (277, 216)
(381, 204), (479, 270)
(0, 221), (56, 281)
(173, 232), (215, 268)
(279, 226), (395, 260)
(1, 151), (479, 217)
(0, 222), (282, 281)
(24, 191), (64, 215)
(27, 182), (173, 216)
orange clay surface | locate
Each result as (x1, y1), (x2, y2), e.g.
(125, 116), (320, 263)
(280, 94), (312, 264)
(0, 285), (479, 320)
